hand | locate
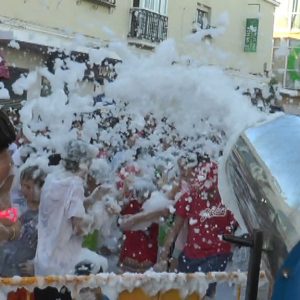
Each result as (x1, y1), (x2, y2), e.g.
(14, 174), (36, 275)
(161, 208), (170, 217)
(99, 246), (112, 256)
(0, 218), (14, 227)
(119, 216), (136, 231)
(12, 221), (21, 240)
(71, 216), (91, 236)
(153, 260), (168, 272)
(91, 185), (111, 200)
(19, 260), (34, 276)
(85, 186), (112, 209)
(0, 223), (9, 242)
(104, 199), (121, 215)
(168, 257), (178, 272)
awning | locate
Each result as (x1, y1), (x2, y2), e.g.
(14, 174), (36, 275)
(274, 32), (300, 40)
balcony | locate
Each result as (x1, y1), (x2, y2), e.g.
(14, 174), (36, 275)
(128, 8), (168, 48)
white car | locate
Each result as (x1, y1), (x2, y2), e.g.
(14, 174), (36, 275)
(219, 114), (300, 286)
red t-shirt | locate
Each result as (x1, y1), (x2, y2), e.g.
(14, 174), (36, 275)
(119, 200), (159, 264)
(116, 164), (140, 192)
(176, 161), (237, 259)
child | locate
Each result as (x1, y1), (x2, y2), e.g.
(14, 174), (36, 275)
(118, 169), (168, 273)
(34, 140), (107, 276)
(0, 165), (46, 277)
(84, 158), (122, 273)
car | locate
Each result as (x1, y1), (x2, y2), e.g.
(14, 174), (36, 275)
(219, 114), (300, 299)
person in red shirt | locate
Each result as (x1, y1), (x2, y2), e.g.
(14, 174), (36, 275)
(117, 163), (167, 273)
(119, 198), (159, 272)
(156, 154), (237, 298)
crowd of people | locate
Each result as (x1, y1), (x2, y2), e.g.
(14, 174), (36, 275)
(0, 106), (239, 300)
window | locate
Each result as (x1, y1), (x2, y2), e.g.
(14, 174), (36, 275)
(197, 9), (209, 29)
(291, 0), (300, 30)
(137, 0), (168, 15)
(160, 0), (168, 15)
(129, 0), (168, 44)
(133, 0), (140, 7)
(272, 38), (300, 89)
(84, 0), (116, 8)
(196, 4), (211, 29)
(40, 76), (52, 97)
(144, 0), (155, 10)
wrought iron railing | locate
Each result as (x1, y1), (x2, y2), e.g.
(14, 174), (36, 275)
(128, 8), (168, 44)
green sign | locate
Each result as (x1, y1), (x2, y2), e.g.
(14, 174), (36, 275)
(244, 18), (259, 53)
(287, 46), (300, 81)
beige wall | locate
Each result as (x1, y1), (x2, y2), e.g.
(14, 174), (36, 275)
(0, 0), (277, 76)
(168, 0), (276, 74)
(0, 0), (131, 42)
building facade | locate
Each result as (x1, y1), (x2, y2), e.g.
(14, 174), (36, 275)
(169, 0), (278, 75)
(0, 0), (279, 108)
(273, 0), (300, 90)
(272, 0), (300, 114)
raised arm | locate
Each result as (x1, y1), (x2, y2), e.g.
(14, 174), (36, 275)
(119, 208), (169, 231)
(84, 185), (111, 210)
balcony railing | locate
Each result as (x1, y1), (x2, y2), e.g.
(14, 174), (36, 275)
(128, 8), (168, 44)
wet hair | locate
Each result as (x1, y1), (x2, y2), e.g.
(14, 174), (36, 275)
(88, 158), (112, 185)
(63, 140), (95, 173)
(48, 153), (61, 166)
(197, 153), (211, 164)
(64, 159), (81, 173)
(20, 165), (46, 188)
(0, 109), (16, 152)
(179, 152), (211, 169)
(19, 144), (36, 163)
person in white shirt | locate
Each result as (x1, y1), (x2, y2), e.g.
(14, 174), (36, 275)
(34, 140), (107, 276)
